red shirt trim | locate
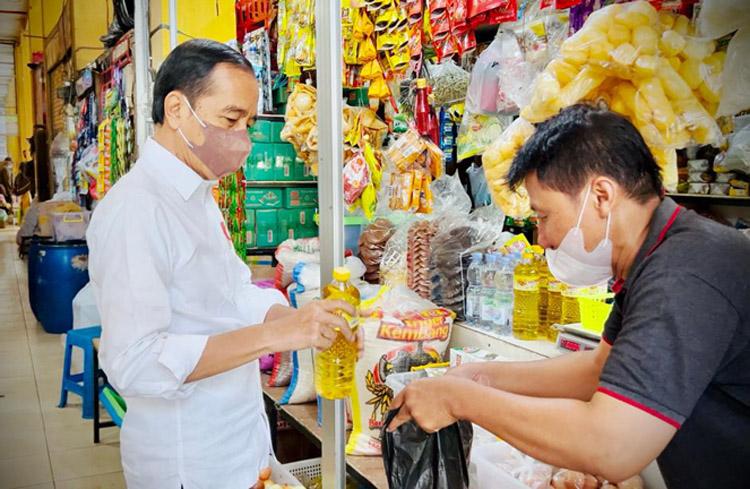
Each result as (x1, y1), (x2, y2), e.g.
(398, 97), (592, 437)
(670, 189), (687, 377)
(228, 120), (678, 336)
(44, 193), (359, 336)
(597, 386), (682, 429)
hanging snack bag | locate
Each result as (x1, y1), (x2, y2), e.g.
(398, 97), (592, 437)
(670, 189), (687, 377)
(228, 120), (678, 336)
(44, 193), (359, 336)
(346, 286), (455, 456)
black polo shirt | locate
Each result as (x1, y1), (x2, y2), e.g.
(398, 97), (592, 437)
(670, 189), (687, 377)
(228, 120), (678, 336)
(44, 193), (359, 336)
(599, 197), (750, 489)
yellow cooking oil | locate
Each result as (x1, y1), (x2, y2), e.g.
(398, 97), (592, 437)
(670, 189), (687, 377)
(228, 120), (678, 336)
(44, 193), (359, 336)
(531, 246), (549, 339)
(512, 250), (540, 340)
(546, 278), (563, 342)
(315, 267), (360, 400)
(561, 285), (581, 325)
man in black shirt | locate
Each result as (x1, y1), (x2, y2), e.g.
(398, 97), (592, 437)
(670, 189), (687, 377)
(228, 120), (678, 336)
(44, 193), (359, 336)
(389, 105), (750, 488)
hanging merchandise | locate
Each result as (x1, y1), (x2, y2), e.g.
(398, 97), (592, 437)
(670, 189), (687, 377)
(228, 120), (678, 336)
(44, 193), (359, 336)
(218, 169), (247, 257)
(484, 1), (727, 218)
(242, 27), (274, 114)
(277, 0), (316, 76)
(281, 82), (318, 174)
(95, 62), (135, 200)
(380, 129), (444, 214)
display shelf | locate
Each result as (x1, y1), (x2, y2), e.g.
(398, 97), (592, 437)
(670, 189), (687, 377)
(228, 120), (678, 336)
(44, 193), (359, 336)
(243, 180), (317, 188)
(667, 192), (750, 207)
(257, 113), (285, 119)
(262, 376), (387, 489)
(451, 322), (564, 360)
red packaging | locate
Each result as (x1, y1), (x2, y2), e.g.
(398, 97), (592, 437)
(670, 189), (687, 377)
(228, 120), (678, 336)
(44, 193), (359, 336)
(487, 0), (518, 24)
(555, 0), (583, 9)
(467, 0), (506, 18)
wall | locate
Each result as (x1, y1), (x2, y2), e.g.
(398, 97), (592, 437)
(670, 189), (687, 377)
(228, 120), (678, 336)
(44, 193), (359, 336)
(11, 0), (236, 162)
(150, 0), (237, 69)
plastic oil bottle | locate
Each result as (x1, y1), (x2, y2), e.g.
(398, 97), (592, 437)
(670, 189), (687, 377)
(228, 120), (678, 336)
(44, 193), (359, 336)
(546, 274), (563, 341)
(465, 253), (484, 326)
(315, 267), (360, 400)
(512, 250), (540, 340)
(561, 285), (581, 325)
(531, 246), (549, 339)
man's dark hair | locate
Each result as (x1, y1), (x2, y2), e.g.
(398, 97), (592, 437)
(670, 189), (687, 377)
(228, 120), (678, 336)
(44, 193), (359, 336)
(151, 39), (254, 125)
(507, 104), (663, 202)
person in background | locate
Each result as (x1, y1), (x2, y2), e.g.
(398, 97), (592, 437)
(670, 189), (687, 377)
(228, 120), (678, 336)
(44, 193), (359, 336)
(389, 104), (750, 489)
(0, 161), (13, 224)
(87, 39), (361, 489)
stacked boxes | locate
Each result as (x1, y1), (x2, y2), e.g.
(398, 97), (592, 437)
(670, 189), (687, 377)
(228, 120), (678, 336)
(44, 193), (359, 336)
(245, 122), (315, 182)
(245, 118), (319, 249)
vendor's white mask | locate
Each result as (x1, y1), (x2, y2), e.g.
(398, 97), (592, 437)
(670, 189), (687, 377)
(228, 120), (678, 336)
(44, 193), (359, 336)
(545, 185), (613, 288)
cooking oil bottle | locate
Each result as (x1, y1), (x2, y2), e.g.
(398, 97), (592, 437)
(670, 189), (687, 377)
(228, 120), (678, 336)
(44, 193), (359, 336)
(512, 250), (540, 340)
(561, 285), (581, 325)
(531, 246), (549, 339)
(315, 267), (360, 400)
(546, 275), (563, 341)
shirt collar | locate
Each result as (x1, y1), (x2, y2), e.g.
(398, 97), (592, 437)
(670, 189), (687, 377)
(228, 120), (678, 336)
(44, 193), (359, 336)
(621, 197), (679, 287)
(140, 138), (217, 201)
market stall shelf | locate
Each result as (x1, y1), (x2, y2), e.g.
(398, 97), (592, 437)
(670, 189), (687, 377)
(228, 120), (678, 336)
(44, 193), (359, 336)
(666, 192), (750, 207)
(262, 375), (388, 489)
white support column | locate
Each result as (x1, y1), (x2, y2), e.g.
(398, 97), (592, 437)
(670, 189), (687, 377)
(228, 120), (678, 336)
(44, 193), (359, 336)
(315, 0), (346, 488)
(133, 0), (152, 151)
(168, 0), (178, 50)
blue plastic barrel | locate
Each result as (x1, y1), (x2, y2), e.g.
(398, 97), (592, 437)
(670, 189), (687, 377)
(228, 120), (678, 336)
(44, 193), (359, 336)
(29, 241), (89, 334)
(27, 237), (53, 320)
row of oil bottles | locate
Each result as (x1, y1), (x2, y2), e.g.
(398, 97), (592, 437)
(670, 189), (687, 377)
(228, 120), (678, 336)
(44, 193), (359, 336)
(465, 245), (605, 342)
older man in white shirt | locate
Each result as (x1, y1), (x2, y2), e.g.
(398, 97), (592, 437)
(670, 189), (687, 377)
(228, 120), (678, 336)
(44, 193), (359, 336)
(87, 39), (355, 489)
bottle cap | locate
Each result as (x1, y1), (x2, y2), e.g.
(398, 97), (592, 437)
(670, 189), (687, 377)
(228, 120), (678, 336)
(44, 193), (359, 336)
(332, 267), (351, 282)
(416, 78), (427, 89)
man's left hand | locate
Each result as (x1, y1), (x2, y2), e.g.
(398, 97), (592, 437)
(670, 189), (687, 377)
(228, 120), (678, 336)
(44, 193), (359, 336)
(387, 376), (474, 433)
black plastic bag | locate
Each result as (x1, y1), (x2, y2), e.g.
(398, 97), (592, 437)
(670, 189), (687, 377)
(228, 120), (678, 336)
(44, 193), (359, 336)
(381, 409), (473, 489)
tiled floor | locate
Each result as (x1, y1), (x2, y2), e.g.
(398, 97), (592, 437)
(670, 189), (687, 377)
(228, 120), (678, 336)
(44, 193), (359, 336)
(0, 228), (125, 489)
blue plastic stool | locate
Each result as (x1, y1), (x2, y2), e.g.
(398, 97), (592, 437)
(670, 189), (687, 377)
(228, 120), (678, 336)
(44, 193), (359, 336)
(58, 326), (102, 419)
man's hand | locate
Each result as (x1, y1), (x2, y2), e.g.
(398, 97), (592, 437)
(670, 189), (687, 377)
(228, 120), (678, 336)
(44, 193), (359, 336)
(281, 299), (356, 352)
(387, 376), (474, 433)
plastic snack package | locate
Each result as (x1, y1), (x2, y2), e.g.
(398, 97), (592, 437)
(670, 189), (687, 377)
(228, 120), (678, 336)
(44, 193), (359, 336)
(427, 59), (471, 107)
(346, 286), (455, 456)
(343, 152), (371, 205)
(481, 117), (535, 219)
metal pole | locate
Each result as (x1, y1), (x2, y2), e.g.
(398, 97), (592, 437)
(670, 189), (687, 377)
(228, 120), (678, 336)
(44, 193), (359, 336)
(168, 0), (178, 50)
(133, 0), (151, 151)
(315, 0), (346, 487)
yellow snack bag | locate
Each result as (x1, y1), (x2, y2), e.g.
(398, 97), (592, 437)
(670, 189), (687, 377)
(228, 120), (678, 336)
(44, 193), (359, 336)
(560, 66), (607, 106)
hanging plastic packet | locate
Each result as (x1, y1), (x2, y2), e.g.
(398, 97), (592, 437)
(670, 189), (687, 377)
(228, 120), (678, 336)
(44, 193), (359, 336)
(344, 152), (372, 205)
(428, 60), (471, 107)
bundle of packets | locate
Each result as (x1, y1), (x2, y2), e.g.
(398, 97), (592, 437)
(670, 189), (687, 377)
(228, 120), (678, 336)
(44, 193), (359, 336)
(483, 1), (726, 218)
(383, 129), (444, 213)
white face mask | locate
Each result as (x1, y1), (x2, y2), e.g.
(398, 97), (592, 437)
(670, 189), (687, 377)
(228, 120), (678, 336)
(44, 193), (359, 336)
(545, 185), (613, 288)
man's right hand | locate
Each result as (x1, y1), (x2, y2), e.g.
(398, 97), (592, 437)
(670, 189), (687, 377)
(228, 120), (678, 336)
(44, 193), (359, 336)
(281, 299), (356, 352)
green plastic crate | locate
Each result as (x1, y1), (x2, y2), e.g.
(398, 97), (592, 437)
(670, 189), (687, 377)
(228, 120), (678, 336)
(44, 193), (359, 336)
(245, 210), (256, 248)
(271, 121), (285, 143)
(246, 143), (275, 181)
(274, 144), (297, 181)
(256, 209), (280, 247)
(279, 208), (317, 240)
(248, 120), (275, 143)
(284, 187), (319, 208)
(245, 188), (284, 209)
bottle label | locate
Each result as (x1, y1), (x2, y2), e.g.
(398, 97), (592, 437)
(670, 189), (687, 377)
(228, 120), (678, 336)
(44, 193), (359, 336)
(514, 278), (539, 291)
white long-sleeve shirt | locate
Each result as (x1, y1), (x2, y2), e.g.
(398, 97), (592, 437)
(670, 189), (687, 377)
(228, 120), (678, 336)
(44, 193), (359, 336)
(87, 138), (287, 489)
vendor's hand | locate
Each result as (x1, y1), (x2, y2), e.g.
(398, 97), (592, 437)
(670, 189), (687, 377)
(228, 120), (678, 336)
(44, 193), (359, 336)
(446, 363), (492, 386)
(387, 376), (473, 433)
(284, 299), (356, 351)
